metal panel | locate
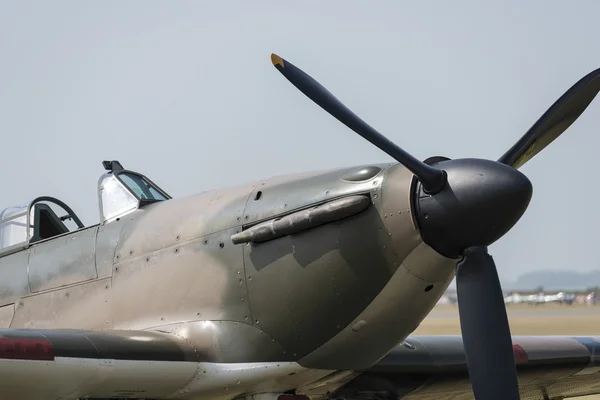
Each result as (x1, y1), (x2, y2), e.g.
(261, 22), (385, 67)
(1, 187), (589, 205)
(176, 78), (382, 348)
(155, 320), (288, 363)
(95, 217), (128, 279)
(28, 226), (99, 293)
(11, 278), (112, 329)
(168, 362), (329, 400)
(113, 183), (253, 265)
(297, 245), (456, 370)
(242, 164), (390, 226)
(243, 205), (398, 359)
(0, 357), (197, 400)
(0, 250), (31, 306)
(242, 163), (422, 360)
(111, 228), (249, 329)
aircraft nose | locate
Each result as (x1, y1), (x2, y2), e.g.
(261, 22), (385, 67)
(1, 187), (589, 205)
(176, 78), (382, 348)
(414, 158), (533, 258)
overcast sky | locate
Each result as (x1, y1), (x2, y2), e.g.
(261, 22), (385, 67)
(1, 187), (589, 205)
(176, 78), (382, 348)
(1, 1), (599, 283)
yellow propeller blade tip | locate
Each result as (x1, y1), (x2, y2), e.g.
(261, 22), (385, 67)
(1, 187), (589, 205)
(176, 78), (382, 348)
(271, 53), (285, 68)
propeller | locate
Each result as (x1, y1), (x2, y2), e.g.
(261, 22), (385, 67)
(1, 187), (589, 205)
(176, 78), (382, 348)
(456, 246), (520, 400)
(498, 68), (600, 169)
(269, 54), (447, 195)
(270, 53), (600, 400)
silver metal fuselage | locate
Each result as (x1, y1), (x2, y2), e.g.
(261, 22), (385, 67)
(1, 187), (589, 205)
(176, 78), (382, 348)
(0, 162), (456, 395)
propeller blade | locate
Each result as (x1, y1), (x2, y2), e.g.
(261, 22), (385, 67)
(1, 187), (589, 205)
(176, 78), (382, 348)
(498, 68), (600, 169)
(456, 246), (520, 400)
(270, 53), (446, 194)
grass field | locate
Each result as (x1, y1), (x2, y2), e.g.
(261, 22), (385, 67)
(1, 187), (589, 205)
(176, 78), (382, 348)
(413, 303), (600, 399)
(415, 303), (600, 335)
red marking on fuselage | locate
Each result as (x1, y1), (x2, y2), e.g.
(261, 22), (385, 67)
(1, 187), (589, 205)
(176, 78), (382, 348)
(0, 338), (55, 361)
(513, 344), (528, 364)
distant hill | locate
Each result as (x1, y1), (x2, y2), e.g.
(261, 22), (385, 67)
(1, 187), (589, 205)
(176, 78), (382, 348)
(503, 270), (600, 291)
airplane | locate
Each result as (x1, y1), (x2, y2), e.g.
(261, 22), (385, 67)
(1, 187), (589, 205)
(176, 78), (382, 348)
(542, 292), (566, 304)
(0, 54), (598, 400)
(504, 292), (563, 305)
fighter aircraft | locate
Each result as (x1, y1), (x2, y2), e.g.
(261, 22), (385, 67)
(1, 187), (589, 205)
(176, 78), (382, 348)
(0, 54), (598, 400)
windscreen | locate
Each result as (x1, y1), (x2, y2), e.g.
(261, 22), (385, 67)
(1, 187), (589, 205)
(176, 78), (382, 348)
(117, 172), (168, 201)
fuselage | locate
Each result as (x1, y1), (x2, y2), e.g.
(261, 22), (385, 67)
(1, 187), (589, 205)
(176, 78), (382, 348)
(0, 162), (456, 373)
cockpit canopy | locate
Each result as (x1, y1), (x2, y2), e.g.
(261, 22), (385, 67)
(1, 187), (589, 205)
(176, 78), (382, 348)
(0, 197), (85, 256)
(0, 160), (171, 257)
(98, 160), (171, 223)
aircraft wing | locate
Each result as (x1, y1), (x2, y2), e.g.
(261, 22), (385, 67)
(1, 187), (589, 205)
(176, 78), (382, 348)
(0, 327), (209, 399)
(0, 327), (320, 400)
(1, 329), (599, 400)
(330, 335), (600, 400)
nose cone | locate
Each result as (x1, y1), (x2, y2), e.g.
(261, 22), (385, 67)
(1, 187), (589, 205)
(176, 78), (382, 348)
(414, 158), (533, 258)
